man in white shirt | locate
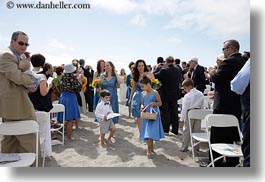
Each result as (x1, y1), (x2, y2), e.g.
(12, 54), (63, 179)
(95, 90), (116, 148)
(179, 79), (204, 152)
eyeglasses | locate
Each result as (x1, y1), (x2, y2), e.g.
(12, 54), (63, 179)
(222, 46), (231, 52)
(17, 41), (30, 47)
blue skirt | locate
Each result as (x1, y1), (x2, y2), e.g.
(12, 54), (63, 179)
(57, 92), (80, 122)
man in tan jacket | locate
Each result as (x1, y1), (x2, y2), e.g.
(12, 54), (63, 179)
(0, 31), (40, 166)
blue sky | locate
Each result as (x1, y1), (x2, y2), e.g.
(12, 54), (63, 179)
(0, 0), (250, 73)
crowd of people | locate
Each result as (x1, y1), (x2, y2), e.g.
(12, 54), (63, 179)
(0, 31), (250, 167)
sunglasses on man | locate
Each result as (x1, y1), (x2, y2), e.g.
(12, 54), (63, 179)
(17, 41), (29, 47)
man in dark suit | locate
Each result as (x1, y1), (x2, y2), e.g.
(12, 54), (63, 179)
(155, 56), (181, 135)
(209, 40), (244, 121)
(189, 57), (206, 93)
(205, 39), (245, 167)
(79, 59), (94, 112)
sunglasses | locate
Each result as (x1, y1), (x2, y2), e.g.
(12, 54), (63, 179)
(17, 41), (30, 47)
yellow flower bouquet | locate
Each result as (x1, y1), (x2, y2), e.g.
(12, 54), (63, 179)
(151, 78), (161, 90)
(91, 77), (103, 89)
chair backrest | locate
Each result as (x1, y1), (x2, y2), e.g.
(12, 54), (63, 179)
(206, 114), (239, 127)
(188, 109), (213, 120)
(0, 120), (39, 167)
(50, 104), (65, 113)
(205, 114), (242, 143)
(0, 120), (39, 135)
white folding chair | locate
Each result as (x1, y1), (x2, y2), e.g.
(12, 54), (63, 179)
(50, 104), (65, 145)
(205, 114), (243, 167)
(188, 109), (213, 162)
(0, 120), (39, 167)
(35, 111), (50, 167)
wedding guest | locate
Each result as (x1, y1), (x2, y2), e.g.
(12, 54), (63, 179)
(29, 62), (54, 158)
(154, 56), (181, 135)
(102, 61), (123, 124)
(129, 59), (153, 132)
(139, 76), (164, 159)
(95, 90), (116, 148)
(93, 59), (105, 111)
(119, 68), (127, 101)
(57, 64), (82, 141)
(0, 31), (40, 166)
(126, 62), (134, 118)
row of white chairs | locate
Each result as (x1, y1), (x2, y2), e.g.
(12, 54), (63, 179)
(187, 109), (243, 167)
(0, 103), (65, 167)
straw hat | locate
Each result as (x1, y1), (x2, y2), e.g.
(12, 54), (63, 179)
(64, 64), (76, 73)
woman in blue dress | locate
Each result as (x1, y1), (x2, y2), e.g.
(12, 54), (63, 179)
(139, 76), (165, 159)
(125, 62), (135, 118)
(102, 61), (123, 124)
(128, 59), (152, 132)
(93, 59), (105, 111)
(57, 64), (82, 141)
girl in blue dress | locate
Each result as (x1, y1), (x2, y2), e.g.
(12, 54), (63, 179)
(102, 61), (123, 124)
(128, 60), (150, 132)
(139, 76), (165, 159)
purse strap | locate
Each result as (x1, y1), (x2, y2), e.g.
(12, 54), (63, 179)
(142, 105), (157, 113)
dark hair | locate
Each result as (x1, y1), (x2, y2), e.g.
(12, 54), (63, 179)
(55, 66), (64, 76)
(42, 63), (52, 73)
(166, 56), (174, 64)
(157, 57), (164, 64)
(100, 89), (111, 97)
(128, 61), (134, 69)
(132, 59), (149, 82)
(11, 31), (27, 41)
(31, 54), (45, 67)
(97, 59), (105, 74)
(224, 39), (240, 51)
(182, 78), (194, 87)
(79, 59), (85, 65)
(140, 75), (151, 85)
(24, 52), (31, 59)
(175, 58), (181, 65)
(182, 61), (187, 66)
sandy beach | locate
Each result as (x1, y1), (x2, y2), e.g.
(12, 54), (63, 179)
(43, 101), (200, 167)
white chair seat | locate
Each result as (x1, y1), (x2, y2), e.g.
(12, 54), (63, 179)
(0, 153), (35, 167)
(211, 143), (243, 157)
(192, 133), (208, 143)
(206, 114), (243, 167)
(0, 120), (39, 167)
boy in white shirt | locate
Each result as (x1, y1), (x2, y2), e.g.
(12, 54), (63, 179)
(95, 90), (116, 148)
(179, 78), (204, 152)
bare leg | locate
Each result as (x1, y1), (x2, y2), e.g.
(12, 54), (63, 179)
(136, 117), (142, 133)
(108, 128), (116, 144)
(100, 134), (107, 148)
(128, 107), (132, 118)
(147, 139), (153, 159)
(75, 118), (80, 129)
(66, 120), (73, 141)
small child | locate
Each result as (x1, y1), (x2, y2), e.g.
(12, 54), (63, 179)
(19, 54), (40, 88)
(95, 90), (116, 148)
(139, 76), (165, 159)
(179, 78), (204, 152)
